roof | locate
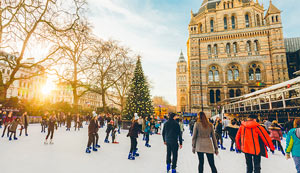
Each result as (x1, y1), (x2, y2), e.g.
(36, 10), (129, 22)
(285, 37), (300, 53)
(178, 51), (186, 62)
(241, 76), (300, 99)
(266, 1), (281, 15)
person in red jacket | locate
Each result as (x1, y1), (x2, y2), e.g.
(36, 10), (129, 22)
(236, 114), (275, 173)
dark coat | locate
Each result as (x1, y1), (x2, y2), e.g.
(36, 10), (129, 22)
(48, 119), (56, 130)
(162, 119), (183, 145)
(128, 122), (143, 138)
(215, 123), (223, 134)
(88, 119), (98, 134)
(106, 124), (114, 133)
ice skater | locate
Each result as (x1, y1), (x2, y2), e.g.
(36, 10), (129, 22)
(104, 120), (114, 143)
(19, 112), (29, 136)
(66, 112), (72, 131)
(144, 117), (151, 147)
(86, 113), (100, 153)
(2, 111), (13, 138)
(224, 118), (240, 152)
(8, 117), (21, 141)
(41, 112), (48, 133)
(192, 112), (218, 173)
(162, 112), (183, 173)
(215, 119), (226, 150)
(127, 113), (144, 160)
(44, 115), (56, 144)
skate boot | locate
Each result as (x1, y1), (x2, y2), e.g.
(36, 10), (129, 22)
(128, 153), (135, 160)
(86, 147), (91, 153)
(44, 139), (48, 145)
(172, 169), (176, 173)
(9, 137), (12, 141)
(112, 141), (119, 144)
(92, 147), (98, 152)
(104, 139), (110, 143)
(133, 150), (139, 157)
(14, 137), (18, 140)
(221, 145), (226, 150)
(25, 134), (28, 136)
(230, 146), (235, 152)
(145, 143), (151, 148)
(95, 144), (101, 148)
(50, 139), (54, 144)
(167, 164), (171, 172)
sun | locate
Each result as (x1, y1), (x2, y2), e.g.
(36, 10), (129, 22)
(41, 79), (56, 95)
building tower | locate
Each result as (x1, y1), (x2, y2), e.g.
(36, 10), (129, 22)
(176, 51), (188, 112)
(187, 0), (288, 117)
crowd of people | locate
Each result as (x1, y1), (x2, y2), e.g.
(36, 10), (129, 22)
(1, 109), (300, 173)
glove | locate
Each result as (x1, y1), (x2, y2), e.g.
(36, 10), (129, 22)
(286, 153), (291, 160)
(192, 148), (195, 154)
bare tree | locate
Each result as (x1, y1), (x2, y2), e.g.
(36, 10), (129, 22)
(0, 0), (86, 100)
(88, 40), (131, 113)
(50, 20), (92, 110)
(107, 56), (135, 112)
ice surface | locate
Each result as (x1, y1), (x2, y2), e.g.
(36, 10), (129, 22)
(0, 123), (296, 173)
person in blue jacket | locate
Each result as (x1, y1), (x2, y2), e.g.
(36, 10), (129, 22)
(144, 117), (151, 147)
(286, 119), (300, 173)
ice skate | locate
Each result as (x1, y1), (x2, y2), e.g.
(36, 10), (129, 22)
(50, 139), (54, 144)
(44, 139), (48, 145)
(86, 147), (91, 153)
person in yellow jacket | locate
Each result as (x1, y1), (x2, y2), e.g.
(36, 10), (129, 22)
(286, 119), (300, 173)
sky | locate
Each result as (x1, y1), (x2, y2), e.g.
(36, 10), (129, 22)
(87, 0), (300, 105)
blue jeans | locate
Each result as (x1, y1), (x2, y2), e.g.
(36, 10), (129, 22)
(293, 157), (300, 173)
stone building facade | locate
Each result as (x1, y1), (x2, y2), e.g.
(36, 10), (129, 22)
(186, 0), (288, 117)
(176, 51), (189, 112)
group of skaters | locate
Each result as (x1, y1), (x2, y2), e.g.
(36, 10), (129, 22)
(3, 108), (300, 173)
(173, 112), (300, 173)
(0, 110), (29, 140)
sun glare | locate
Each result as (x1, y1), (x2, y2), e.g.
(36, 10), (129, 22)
(41, 79), (56, 95)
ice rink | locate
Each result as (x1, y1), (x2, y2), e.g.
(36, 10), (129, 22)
(0, 123), (296, 173)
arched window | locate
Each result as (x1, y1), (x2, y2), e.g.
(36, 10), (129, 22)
(254, 40), (259, 52)
(210, 20), (214, 32)
(245, 14), (250, 27)
(210, 90), (215, 103)
(228, 70), (233, 81)
(249, 63), (262, 81)
(216, 90), (221, 102)
(226, 43), (231, 54)
(272, 16), (274, 23)
(208, 45), (212, 55)
(250, 89), (256, 93)
(229, 89), (235, 98)
(224, 17), (228, 30)
(200, 24), (203, 32)
(233, 42), (238, 53)
(256, 14), (260, 26)
(214, 44), (218, 55)
(247, 41), (251, 52)
(215, 70), (219, 82)
(209, 71), (213, 81)
(209, 66), (220, 82)
(236, 89), (241, 97)
(255, 68), (261, 80)
(234, 69), (239, 80)
(249, 68), (254, 80)
(276, 15), (279, 22)
(231, 16), (236, 29)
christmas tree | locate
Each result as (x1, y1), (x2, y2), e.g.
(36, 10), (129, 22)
(123, 57), (154, 120)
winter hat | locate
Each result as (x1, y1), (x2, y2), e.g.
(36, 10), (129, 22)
(92, 111), (97, 118)
(134, 113), (139, 120)
(248, 114), (258, 119)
